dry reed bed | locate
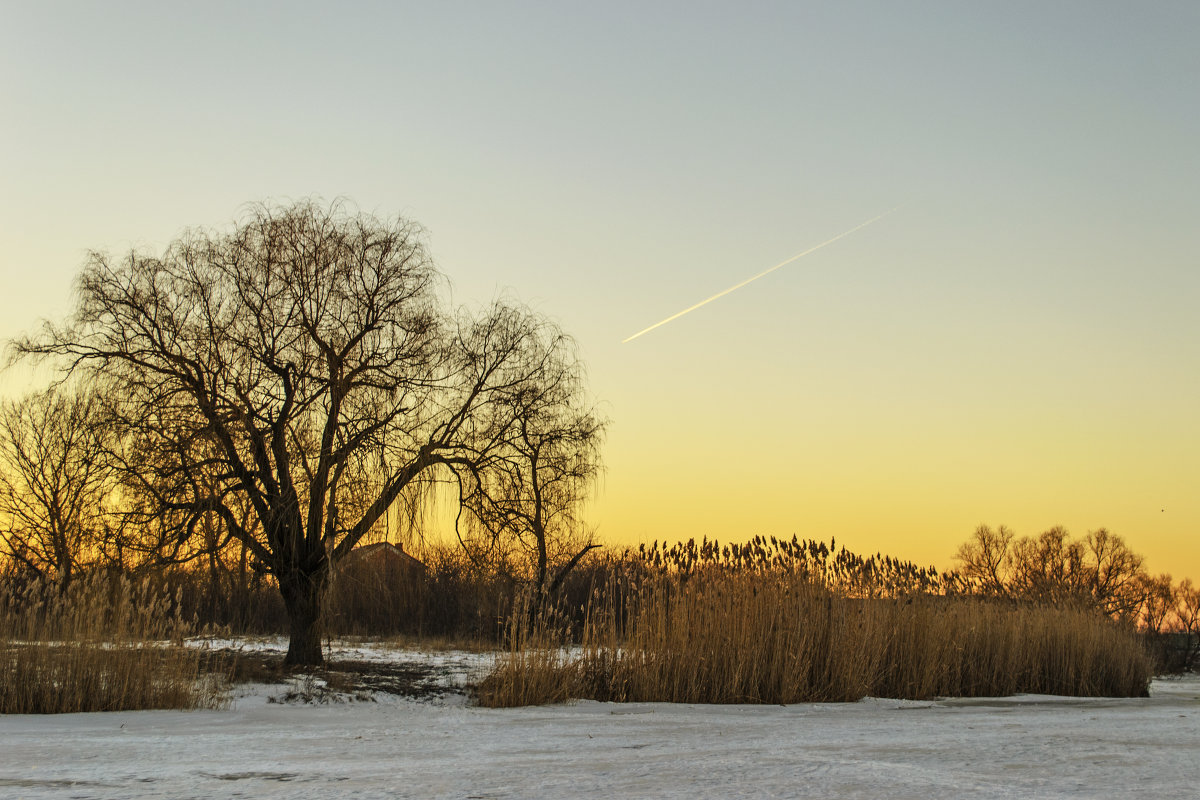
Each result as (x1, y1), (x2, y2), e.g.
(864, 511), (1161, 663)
(479, 568), (1151, 707)
(0, 575), (225, 713)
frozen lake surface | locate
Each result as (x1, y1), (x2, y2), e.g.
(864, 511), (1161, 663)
(2, 640), (1197, 799)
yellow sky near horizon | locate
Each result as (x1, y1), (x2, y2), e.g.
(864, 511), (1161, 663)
(592, 361), (1198, 580)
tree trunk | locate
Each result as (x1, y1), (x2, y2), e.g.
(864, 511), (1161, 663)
(279, 566), (329, 666)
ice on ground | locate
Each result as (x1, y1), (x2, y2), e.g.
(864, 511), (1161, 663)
(2, 641), (1197, 799)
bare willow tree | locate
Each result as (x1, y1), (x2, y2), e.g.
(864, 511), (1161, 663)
(453, 327), (605, 598)
(0, 387), (112, 585)
(15, 200), (603, 664)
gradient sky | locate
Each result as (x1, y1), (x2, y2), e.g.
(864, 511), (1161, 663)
(2, 1), (1197, 579)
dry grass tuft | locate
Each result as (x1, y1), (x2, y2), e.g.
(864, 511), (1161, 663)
(475, 597), (580, 707)
(0, 574), (227, 713)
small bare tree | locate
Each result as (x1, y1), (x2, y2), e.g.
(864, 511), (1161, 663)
(453, 326), (605, 598)
(0, 388), (112, 586)
(14, 200), (603, 664)
(1137, 572), (1177, 634)
(1081, 528), (1146, 619)
(954, 524), (1015, 596)
(1172, 579), (1200, 666)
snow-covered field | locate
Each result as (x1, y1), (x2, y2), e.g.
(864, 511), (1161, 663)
(2, 639), (1198, 799)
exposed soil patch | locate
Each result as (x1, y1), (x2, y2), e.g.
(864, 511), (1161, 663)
(204, 648), (474, 702)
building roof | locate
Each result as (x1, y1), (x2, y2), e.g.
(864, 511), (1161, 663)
(342, 541), (426, 571)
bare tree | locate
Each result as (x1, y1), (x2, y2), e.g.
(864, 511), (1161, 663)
(1137, 572), (1177, 634)
(0, 388), (112, 586)
(953, 524), (1150, 620)
(453, 326), (605, 598)
(14, 200), (604, 664)
(954, 524), (1015, 596)
(1081, 528), (1145, 619)
(1175, 579), (1200, 634)
(1172, 579), (1200, 667)
(1008, 526), (1089, 604)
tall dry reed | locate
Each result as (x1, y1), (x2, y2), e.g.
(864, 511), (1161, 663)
(478, 558), (1151, 707)
(0, 574), (225, 713)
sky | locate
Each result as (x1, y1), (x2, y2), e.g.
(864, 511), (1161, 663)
(2, 1), (1197, 579)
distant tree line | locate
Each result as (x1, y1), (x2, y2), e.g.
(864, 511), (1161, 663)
(952, 524), (1199, 636)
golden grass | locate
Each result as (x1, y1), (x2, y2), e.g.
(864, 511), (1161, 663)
(0, 574), (227, 713)
(473, 597), (579, 708)
(478, 566), (1152, 707)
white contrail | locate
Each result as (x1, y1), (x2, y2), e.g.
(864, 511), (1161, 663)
(622, 205), (903, 344)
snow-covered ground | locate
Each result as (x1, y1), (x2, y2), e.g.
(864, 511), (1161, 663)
(2, 639), (1198, 799)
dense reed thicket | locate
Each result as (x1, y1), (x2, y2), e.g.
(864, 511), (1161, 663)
(0, 574), (225, 713)
(478, 539), (1152, 707)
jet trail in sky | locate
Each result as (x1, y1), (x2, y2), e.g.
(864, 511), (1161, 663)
(621, 205), (903, 344)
